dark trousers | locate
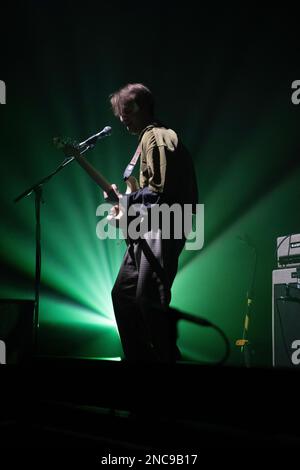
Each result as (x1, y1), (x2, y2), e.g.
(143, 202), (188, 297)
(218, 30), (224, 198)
(111, 232), (185, 363)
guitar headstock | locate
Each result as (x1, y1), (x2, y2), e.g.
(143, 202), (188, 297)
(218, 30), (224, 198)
(53, 136), (81, 158)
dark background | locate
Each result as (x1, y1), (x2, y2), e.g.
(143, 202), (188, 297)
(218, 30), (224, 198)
(1, 2), (300, 367)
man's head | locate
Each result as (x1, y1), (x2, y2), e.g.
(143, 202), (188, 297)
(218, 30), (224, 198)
(110, 83), (154, 135)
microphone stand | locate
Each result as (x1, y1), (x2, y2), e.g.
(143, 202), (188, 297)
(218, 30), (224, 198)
(14, 145), (91, 357)
(236, 236), (257, 367)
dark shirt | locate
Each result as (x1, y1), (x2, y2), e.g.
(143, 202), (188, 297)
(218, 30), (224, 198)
(127, 124), (198, 212)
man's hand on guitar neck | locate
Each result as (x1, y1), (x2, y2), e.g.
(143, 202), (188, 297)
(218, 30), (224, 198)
(103, 183), (123, 218)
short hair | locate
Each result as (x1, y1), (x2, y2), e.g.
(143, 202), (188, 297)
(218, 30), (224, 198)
(109, 83), (154, 117)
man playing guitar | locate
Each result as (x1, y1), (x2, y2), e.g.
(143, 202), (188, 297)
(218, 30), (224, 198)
(70, 83), (198, 363)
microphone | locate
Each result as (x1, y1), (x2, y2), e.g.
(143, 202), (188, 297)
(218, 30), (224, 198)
(79, 126), (112, 148)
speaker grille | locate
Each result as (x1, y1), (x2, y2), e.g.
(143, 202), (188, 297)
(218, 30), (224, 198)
(272, 269), (300, 367)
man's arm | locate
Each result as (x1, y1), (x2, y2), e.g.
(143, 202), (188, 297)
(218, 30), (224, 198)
(146, 145), (167, 193)
(126, 143), (167, 207)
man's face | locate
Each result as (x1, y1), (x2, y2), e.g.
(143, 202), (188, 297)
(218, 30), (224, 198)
(119, 100), (145, 135)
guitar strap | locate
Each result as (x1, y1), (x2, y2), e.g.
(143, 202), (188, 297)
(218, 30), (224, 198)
(123, 144), (141, 181)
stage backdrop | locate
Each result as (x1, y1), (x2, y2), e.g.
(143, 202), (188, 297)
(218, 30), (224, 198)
(1, 2), (299, 366)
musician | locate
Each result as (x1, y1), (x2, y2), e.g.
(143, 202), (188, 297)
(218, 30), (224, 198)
(108, 83), (198, 363)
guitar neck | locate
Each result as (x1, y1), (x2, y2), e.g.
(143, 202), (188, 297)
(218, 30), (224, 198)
(74, 154), (113, 194)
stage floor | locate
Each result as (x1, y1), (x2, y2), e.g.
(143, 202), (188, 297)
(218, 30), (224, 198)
(1, 357), (300, 449)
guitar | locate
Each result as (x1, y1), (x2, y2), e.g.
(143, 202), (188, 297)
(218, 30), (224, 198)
(53, 138), (140, 224)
